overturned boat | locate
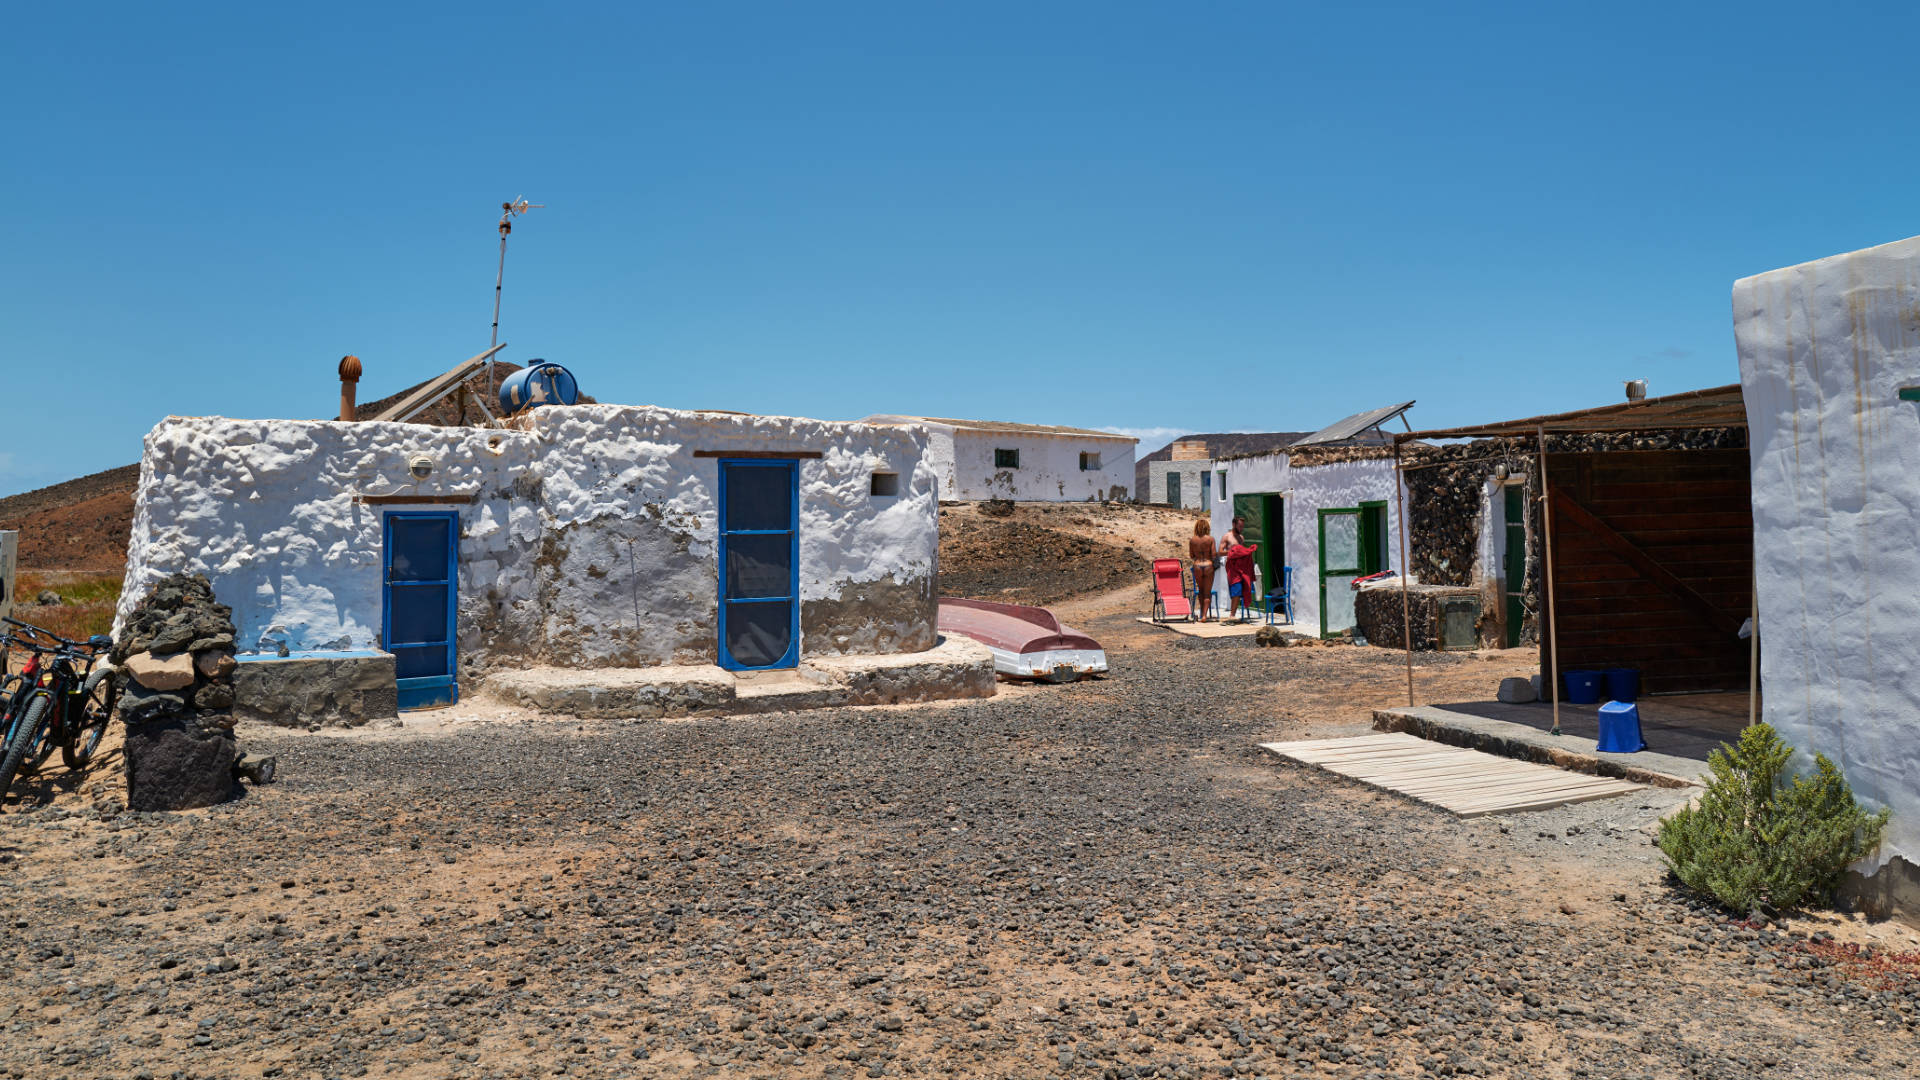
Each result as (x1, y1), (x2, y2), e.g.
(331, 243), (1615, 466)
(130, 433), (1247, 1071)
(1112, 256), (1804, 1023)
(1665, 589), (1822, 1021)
(937, 598), (1108, 683)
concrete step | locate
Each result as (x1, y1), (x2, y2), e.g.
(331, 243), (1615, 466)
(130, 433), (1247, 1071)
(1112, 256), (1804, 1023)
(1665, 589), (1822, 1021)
(478, 635), (996, 719)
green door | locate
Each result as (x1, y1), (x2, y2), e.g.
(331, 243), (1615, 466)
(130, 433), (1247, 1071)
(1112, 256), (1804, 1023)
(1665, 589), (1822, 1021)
(1260, 494), (1284, 597)
(1232, 494), (1265, 595)
(1166, 472), (1181, 508)
(1319, 508), (1363, 638)
(1320, 504), (1389, 638)
(1503, 486), (1525, 647)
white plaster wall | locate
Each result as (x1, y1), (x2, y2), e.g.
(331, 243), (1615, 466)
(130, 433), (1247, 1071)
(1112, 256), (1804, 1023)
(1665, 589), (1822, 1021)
(118, 405), (937, 674)
(948, 432), (1135, 501)
(921, 428), (960, 502)
(1213, 454), (1406, 634)
(1476, 478), (1528, 621)
(1734, 234), (1920, 870)
(117, 417), (529, 659)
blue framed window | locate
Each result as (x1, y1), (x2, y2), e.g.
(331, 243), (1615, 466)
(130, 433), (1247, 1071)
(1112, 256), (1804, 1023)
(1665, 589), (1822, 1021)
(717, 460), (800, 670)
(383, 511), (459, 709)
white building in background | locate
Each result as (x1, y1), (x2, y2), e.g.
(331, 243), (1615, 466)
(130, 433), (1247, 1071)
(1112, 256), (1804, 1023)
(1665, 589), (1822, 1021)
(1735, 233), (1920, 916)
(860, 416), (1136, 502)
(1209, 447), (1406, 638)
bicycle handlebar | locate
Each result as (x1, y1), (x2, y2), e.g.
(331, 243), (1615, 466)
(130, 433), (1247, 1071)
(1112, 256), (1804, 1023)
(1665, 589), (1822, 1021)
(1, 616), (90, 652)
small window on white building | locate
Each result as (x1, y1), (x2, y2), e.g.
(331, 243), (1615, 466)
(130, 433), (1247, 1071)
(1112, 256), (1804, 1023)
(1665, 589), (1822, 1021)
(995, 448), (1020, 469)
(870, 472), (900, 497)
(1079, 451), (1100, 471)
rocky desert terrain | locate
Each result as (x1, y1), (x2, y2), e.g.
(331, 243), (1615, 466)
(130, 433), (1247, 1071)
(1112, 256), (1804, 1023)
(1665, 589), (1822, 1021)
(1, 578), (1917, 1079)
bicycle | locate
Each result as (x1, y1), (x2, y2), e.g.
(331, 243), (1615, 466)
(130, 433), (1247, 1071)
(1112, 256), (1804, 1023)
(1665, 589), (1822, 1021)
(0, 616), (118, 805)
(0, 625), (39, 745)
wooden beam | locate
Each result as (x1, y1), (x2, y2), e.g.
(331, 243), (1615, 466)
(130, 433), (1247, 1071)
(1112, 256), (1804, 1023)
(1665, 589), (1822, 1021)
(355, 493), (477, 505)
(370, 345), (508, 424)
(1552, 490), (1744, 637)
(690, 450), (823, 459)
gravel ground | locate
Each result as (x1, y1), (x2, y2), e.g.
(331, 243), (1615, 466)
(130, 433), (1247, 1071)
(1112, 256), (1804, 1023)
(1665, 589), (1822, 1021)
(2, 602), (1918, 1079)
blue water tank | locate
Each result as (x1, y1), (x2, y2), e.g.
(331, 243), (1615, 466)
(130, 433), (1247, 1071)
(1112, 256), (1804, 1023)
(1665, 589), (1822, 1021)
(497, 361), (579, 415)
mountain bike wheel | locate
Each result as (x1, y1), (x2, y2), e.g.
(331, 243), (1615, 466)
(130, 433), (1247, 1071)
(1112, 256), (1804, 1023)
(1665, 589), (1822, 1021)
(20, 693), (58, 775)
(0, 693), (52, 805)
(62, 667), (118, 771)
(0, 674), (22, 741)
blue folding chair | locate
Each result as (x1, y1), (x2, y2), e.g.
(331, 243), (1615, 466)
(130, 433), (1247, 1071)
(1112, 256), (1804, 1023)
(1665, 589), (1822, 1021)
(1263, 567), (1295, 625)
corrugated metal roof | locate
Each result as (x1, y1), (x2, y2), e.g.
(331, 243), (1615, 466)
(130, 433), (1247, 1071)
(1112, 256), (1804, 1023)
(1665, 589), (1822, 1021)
(1395, 384), (1745, 442)
(1290, 401), (1417, 446)
(861, 415), (1137, 440)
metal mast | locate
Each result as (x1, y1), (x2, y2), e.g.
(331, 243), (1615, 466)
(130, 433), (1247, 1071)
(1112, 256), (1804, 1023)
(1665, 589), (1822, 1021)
(488, 197), (544, 406)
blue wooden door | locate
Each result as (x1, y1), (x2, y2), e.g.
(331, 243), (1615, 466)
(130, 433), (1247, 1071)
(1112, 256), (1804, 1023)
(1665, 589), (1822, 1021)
(383, 511), (459, 709)
(718, 460), (799, 670)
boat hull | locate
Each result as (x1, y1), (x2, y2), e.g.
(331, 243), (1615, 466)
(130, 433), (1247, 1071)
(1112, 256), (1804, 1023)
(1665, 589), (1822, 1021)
(938, 598), (1108, 682)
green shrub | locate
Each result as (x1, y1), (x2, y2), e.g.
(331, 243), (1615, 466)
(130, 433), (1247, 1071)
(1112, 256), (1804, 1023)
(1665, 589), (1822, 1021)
(1656, 723), (1887, 912)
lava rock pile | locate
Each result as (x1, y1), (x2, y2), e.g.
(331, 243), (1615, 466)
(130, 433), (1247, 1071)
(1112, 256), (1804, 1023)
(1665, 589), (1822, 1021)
(113, 573), (244, 811)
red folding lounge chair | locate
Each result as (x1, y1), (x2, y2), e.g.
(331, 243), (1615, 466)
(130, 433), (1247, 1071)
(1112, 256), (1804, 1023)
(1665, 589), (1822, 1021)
(1151, 559), (1192, 623)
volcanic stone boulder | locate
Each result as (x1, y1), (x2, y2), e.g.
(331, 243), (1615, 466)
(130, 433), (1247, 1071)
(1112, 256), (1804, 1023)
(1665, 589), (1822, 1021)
(116, 573), (246, 811)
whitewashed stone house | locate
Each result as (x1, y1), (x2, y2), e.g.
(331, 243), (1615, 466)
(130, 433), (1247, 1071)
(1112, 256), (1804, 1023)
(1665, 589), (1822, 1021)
(117, 405), (944, 710)
(860, 416), (1135, 502)
(1208, 446), (1407, 637)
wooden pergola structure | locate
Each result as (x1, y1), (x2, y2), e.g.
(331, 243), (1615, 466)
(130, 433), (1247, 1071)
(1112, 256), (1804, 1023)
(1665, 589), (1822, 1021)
(1392, 385), (1752, 735)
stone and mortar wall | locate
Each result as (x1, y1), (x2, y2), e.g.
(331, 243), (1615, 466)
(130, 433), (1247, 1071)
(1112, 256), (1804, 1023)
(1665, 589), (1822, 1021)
(1145, 459), (1214, 509)
(118, 406), (939, 683)
(1736, 233), (1920, 912)
(946, 431), (1135, 502)
(1354, 583), (1480, 651)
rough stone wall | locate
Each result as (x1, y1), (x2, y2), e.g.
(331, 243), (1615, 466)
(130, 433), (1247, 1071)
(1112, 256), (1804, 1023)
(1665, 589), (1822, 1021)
(1354, 583), (1480, 651)
(119, 406), (940, 679)
(1282, 444), (1398, 467)
(1402, 441), (1524, 589)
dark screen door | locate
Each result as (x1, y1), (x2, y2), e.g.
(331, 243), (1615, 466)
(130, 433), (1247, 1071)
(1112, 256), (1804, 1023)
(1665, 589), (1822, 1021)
(384, 511), (458, 709)
(719, 460), (799, 670)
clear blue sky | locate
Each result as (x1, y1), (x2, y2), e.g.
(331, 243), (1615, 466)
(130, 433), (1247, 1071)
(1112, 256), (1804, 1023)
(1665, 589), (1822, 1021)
(6, 2), (1916, 496)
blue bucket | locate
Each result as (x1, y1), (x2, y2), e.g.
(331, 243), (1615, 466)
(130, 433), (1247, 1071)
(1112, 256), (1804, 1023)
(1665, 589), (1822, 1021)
(1563, 670), (1603, 705)
(1604, 668), (1640, 703)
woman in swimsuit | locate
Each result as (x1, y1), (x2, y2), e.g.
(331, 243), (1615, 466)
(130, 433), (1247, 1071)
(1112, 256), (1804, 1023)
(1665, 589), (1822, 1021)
(1187, 517), (1217, 621)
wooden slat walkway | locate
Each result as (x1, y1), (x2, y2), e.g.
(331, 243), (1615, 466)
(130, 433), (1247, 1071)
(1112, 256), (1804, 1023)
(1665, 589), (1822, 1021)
(1258, 732), (1642, 816)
